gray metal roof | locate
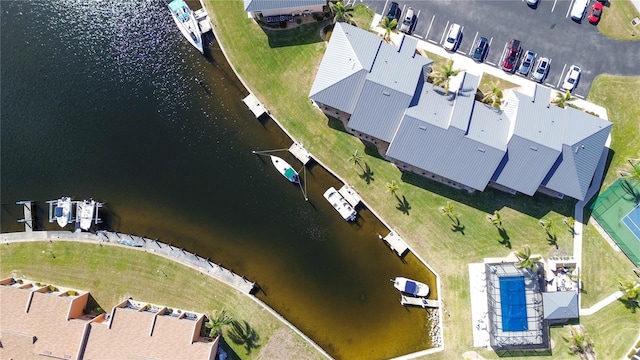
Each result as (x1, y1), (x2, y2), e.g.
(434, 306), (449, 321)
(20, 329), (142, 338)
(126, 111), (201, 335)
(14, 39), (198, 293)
(466, 105), (510, 152)
(511, 87), (564, 151)
(404, 80), (454, 130)
(541, 110), (612, 200)
(450, 73), (480, 131)
(348, 80), (412, 142)
(310, 70), (367, 114)
(542, 292), (579, 320)
(244, 0), (326, 12)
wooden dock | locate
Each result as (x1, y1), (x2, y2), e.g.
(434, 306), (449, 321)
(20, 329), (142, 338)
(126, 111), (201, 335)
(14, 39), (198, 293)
(379, 231), (408, 257)
(401, 295), (440, 308)
(288, 142), (312, 165)
(242, 93), (267, 118)
(16, 201), (33, 233)
(338, 184), (361, 208)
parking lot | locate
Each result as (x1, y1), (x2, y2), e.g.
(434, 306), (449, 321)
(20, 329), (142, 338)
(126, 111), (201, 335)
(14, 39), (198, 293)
(362, 0), (640, 97)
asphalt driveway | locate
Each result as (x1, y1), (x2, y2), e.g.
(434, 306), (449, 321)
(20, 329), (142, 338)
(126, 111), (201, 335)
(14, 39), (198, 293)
(363, 0), (640, 97)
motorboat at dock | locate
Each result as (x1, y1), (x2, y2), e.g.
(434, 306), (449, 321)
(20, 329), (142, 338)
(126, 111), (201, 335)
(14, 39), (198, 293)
(392, 277), (430, 297)
(323, 187), (357, 222)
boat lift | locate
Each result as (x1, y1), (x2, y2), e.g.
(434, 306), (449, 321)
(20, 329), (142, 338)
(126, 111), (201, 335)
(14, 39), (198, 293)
(46, 199), (77, 225)
(253, 145), (309, 201)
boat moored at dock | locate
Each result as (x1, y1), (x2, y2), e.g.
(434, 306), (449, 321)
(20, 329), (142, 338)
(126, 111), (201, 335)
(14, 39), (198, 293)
(270, 155), (299, 183)
(76, 199), (96, 231)
(54, 197), (72, 228)
(167, 0), (203, 53)
(392, 277), (430, 297)
(323, 187), (357, 222)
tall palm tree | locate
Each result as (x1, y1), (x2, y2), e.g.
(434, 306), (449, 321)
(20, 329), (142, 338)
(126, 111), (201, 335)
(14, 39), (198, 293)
(386, 180), (399, 196)
(380, 16), (397, 42)
(623, 159), (640, 184)
(552, 90), (575, 108)
(490, 210), (503, 228)
(440, 201), (457, 221)
(564, 216), (576, 234)
(619, 279), (640, 307)
(348, 149), (363, 169)
(481, 82), (503, 108)
(430, 60), (460, 95)
(515, 245), (540, 270)
(564, 326), (595, 359)
(540, 218), (555, 235)
(203, 309), (233, 337)
(329, 1), (354, 24)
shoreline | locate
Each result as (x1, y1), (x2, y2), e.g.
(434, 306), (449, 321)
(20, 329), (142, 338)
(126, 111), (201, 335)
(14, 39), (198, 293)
(199, 1), (444, 358)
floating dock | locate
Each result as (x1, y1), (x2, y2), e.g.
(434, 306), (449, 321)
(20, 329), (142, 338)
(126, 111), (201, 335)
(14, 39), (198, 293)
(338, 184), (361, 208)
(16, 201), (33, 233)
(401, 295), (440, 308)
(379, 231), (408, 257)
(242, 93), (267, 118)
(288, 142), (312, 165)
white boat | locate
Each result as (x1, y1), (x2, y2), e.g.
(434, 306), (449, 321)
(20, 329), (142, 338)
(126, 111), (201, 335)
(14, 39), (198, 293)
(392, 277), (430, 297)
(323, 187), (357, 222)
(167, 0), (204, 53)
(54, 197), (72, 228)
(270, 155), (299, 183)
(77, 199), (96, 231)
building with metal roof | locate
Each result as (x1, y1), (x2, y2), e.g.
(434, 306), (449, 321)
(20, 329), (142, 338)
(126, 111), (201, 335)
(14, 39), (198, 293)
(309, 23), (612, 201)
(244, 0), (326, 17)
(542, 292), (579, 321)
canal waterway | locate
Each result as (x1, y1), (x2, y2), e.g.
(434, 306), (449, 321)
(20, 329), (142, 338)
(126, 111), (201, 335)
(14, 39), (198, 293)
(0, 1), (437, 359)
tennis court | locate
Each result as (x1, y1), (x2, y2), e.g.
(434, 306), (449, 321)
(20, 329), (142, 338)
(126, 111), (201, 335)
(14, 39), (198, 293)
(499, 276), (528, 331)
(590, 178), (640, 266)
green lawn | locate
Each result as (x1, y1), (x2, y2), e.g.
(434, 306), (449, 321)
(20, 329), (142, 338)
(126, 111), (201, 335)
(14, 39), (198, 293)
(0, 241), (323, 360)
(597, 0), (640, 40)
(588, 75), (640, 188)
(208, 1), (640, 358)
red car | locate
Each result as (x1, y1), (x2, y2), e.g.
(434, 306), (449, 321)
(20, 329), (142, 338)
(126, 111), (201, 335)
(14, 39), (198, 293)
(588, 2), (603, 24)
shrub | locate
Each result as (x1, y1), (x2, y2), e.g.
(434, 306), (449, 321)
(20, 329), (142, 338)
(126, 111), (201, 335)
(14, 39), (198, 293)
(67, 290), (77, 296)
(48, 285), (58, 292)
(16, 279), (23, 284)
(296, 18), (302, 24)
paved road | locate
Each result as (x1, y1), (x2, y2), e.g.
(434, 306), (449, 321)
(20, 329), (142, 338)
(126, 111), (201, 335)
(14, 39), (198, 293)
(364, 0), (640, 97)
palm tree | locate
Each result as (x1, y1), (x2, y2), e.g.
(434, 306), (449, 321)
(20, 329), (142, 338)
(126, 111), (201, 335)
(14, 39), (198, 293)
(481, 82), (503, 108)
(430, 60), (460, 95)
(490, 210), (503, 228)
(564, 326), (595, 359)
(515, 245), (540, 270)
(619, 279), (640, 308)
(564, 216), (576, 234)
(552, 90), (575, 108)
(203, 309), (233, 338)
(540, 218), (555, 235)
(329, 1), (354, 24)
(348, 149), (363, 169)
(380, 16), (397, 43)
(440, 201), (457, 221)
(386, 180), (399, 196)
(623, 159), (640, 184)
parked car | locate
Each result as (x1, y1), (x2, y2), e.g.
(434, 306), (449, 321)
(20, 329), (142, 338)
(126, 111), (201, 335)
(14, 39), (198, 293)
(571, 0), (589, 21)
(443, 23), (462, 51)
(517, 50), (535, 76)
(386, 2), (401, 23)
(500, 39), (521, 72)
(527, 0), (540, 7)
(588, 2), (604, 24)
(472, 37), (489, 62)
(562, 65), (581, 91)
(399, 7), (415, 33)
(532, 57), (550, 83)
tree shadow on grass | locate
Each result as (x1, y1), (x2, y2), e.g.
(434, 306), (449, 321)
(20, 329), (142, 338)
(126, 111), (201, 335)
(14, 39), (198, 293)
(618, 297), (639, 313)
(227, 320), (261, 355)
(395, 194), (411, 215)
(359, 162), (375, 184)
(621, 179), (640, 205)
(450, 217), (465, 235)
(497, 227), (511, 248)
(547, 232), (558, 249)
(263, 19), (329, 48)
(326, 115), (350, 134)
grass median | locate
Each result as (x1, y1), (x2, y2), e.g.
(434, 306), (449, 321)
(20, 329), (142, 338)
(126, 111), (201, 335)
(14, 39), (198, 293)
(206, 1), (639, 358)
(0, 241), (324, 360)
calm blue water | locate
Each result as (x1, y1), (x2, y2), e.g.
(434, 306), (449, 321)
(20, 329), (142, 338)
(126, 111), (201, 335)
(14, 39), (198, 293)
(0, 1), (435, 358)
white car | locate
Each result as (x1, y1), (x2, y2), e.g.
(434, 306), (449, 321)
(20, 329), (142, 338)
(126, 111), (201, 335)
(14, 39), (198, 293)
(443, 23), (461, 51)
(562, 65), (581, 91)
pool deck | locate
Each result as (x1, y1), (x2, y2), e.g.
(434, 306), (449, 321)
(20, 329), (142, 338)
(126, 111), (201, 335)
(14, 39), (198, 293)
(469, 263), (491, 348)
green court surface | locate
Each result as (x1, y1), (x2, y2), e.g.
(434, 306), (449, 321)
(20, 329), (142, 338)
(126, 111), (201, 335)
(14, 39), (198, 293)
(589, 178), (640, 266)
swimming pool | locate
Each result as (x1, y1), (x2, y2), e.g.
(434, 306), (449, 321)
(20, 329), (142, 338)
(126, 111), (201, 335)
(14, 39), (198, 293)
(499, 276), (528, 331)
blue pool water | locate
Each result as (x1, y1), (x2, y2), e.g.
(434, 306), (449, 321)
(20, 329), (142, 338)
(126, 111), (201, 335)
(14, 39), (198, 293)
(499, 276), (528, 331)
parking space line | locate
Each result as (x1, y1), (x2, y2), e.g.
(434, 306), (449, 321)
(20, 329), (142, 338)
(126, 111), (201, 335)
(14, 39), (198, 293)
(488, 37), (493, 47)
(416, 9), (421, 19)
(574, 93), (585, 99)
(469, 32), (479, 56)
(557, 64), (567, 88)
(486, 61), (496, 66)
(552, 0), (558, 12)
(425, 15), (435, 40)
(440, 21), (450, 45)
(566, 0), (574, 18)
(427, 39), (438, 44)
(414, 34), (424, 39)
(544, 82), (555, 87)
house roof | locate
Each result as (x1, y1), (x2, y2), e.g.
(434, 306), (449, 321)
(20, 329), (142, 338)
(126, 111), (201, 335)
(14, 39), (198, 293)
(542, 291), (579, 320)
(244, 0), (326, 12)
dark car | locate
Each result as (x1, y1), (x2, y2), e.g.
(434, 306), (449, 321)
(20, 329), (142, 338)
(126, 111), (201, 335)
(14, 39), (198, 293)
(517, 50), (535, 76)
(386, 2), (401, 22)
(500, 39), (521, 73)
(472, 37), (489, 62)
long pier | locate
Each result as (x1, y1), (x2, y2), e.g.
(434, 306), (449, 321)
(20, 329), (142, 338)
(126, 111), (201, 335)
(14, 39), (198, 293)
(16, 201), (33, 233)
(401, 295), (440, 308)
(0, 230), (255, 295)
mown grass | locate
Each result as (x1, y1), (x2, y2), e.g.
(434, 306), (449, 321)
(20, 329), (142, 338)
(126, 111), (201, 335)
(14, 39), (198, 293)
(588, 75), (640, 188)
(207, 1), (640, 358)
(350, 3), (374, 30)
(597, 0), (640, 40)
(0, 241), (324, 360)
